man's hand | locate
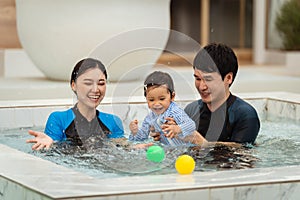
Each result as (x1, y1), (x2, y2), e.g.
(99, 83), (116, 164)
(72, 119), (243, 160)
(161, 124), (181, 138)
(161, 117), (181, 138)
(149, 125), (161, 141)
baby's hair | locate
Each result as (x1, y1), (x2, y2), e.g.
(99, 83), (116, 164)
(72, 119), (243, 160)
(144, 71), (174, 97)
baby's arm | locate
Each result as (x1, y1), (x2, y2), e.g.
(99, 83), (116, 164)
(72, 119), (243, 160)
(128, 115), (151, 141)
(129, 119), (139, 135)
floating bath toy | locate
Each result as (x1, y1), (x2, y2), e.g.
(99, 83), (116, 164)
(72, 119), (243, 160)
(175, 155), (195, 174)
(146, 145), (165, 162)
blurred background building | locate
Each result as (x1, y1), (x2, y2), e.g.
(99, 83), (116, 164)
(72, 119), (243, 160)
(0, 0), (299, 100)
(0, 0), (290, 67)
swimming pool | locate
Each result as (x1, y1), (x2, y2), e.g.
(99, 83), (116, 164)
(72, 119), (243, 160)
(0, 92), (300, 199)
(1, 118), (299, 177)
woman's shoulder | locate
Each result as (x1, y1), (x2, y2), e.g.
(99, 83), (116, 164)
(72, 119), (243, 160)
(98, 111), (122, 122)
(98, 111), (124, 133)
(49, 108), (74, 119)
(45, 108), (74, 131)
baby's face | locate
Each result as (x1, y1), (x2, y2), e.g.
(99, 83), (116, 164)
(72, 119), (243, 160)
(145, 85), (173, 115)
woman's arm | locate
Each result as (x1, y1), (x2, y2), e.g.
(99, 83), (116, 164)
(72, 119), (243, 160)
(26, 130), (54, 150)
(27, 111), (67, 150)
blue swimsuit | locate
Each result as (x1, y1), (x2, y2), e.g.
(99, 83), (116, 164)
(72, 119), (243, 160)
(44, 107), (124, 144)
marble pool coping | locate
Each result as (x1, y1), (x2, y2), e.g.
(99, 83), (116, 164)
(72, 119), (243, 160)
(0, 91), (300, 199)
(1, 143), (300, 199)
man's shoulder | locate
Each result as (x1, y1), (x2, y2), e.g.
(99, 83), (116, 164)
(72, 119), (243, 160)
(232, 97), (255, 109)
(231, 96), (258, 117)
(184, 100), (203, 113)
(185, 99), (203, 108)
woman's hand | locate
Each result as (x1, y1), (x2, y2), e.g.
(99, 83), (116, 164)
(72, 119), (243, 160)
(129, 119), (139, 135)
(26, 130), (54, 150)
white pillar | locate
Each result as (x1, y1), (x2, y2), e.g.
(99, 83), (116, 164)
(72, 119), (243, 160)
(201, 0), (210, 46)
(0, 50), (4, 77)
(253, 0), (266, 64)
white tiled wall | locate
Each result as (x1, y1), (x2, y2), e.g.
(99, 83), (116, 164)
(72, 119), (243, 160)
(0, 108), (15, 129)
(0, 106), (71, 130)
(0, 97), (299, 130)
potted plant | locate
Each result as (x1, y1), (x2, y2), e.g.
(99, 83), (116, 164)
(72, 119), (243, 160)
(275, 0), (300, 70)
(276, 0), (300, 50)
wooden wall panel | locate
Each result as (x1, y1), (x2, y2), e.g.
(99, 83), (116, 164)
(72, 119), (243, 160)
(0, 0), (21, 48)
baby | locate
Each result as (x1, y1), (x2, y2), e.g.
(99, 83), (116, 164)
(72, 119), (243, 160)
(129, 71), (196, 146)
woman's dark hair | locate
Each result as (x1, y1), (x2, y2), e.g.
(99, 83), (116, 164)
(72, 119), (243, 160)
(193, 43), (238, 86)
(70, 58), (107, 86)
(143, 71), (174, 97)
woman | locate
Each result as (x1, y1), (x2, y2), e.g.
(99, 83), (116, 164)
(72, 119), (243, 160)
(26, 58), (125, 150)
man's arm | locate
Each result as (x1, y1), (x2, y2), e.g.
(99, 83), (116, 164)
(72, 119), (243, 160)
(229, 101), (260, 144)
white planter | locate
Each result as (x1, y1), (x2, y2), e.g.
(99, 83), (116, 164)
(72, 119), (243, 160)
(286, 52), (300, 71)
(15, 0), (170, 81)
(265, 50), (300, 73)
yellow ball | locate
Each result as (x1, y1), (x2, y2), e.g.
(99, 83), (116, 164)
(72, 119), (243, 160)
(175, 155), (195, 175)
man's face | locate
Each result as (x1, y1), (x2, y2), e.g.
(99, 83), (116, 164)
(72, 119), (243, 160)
(193, 68), (232, 107)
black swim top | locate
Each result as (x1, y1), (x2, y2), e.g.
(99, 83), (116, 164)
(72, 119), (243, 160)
(198, 94), (236, 141)
(184, 94), (260, 144)
(64, 105), (111, 146)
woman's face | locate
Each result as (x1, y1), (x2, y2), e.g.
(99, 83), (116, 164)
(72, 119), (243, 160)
(72, 68), (106, 110)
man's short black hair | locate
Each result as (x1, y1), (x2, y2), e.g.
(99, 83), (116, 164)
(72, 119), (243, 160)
(193, 43), (238, 86)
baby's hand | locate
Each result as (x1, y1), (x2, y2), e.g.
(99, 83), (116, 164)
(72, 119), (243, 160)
(129, 119), (139, 135)
(161, 124), (182, 138)
(149, 126), (161, 141)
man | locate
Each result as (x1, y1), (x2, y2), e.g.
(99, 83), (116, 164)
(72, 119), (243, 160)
(157, 43), (260, 145)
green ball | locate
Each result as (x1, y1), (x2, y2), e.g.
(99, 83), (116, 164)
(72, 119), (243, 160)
(146, 146), (165, 162)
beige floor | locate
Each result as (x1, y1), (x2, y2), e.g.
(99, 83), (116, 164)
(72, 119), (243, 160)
(0, 64), (299, 101)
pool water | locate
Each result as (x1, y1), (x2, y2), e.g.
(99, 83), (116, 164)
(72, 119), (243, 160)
(254, 119), (300, 168)
(0, 119), (299, 178)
